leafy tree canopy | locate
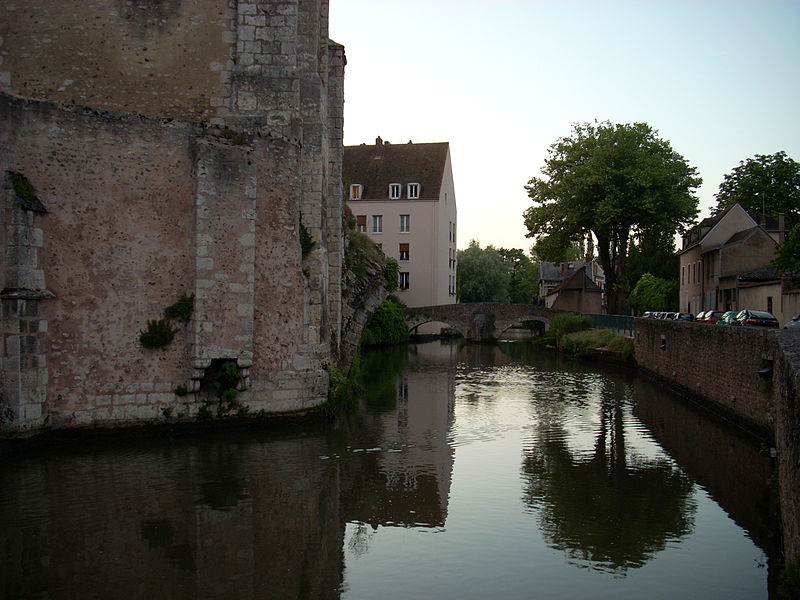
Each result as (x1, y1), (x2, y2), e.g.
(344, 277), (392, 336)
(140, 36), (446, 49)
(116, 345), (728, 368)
(457, 240), (511, 302)
(497, 248), (539, 303)
(524, 121), (701, 314)
(714, 151), (800, 229)
(627, 273), (678, 316)
(774, 223), (800, 274)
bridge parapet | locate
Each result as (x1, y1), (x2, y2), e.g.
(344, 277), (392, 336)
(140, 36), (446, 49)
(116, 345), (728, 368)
(403, 303), (566, 341)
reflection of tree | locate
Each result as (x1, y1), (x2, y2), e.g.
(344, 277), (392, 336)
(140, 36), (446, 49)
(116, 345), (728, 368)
(522, 390), (695, 575)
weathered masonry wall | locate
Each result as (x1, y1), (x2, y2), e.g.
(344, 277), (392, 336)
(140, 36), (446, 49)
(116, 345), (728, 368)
(0, 0), (352, 432)
(634, 320), (800, 564)
(0, 94), (324, 426)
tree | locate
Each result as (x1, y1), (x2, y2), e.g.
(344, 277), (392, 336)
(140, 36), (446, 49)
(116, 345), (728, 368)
(497, 248), (539, 304)
(626, 230), (679, 287)
(714, 151), (800, 229)
(627, 273), (678, 316)
(774, 223), (800, 274)
(457, 240), (510, 302)
(524, 122), (701, 314)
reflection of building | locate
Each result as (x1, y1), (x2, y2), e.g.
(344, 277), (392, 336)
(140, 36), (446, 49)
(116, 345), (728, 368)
(344, 138), (458, 307)
(0, 437), (344, 600)
(342, 342), (456, 529)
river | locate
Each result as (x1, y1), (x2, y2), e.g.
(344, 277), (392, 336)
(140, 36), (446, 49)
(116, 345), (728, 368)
(0, 340), (779, 599)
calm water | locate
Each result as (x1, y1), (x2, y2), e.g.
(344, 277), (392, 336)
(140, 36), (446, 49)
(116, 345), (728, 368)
(0, 341), (779, 599)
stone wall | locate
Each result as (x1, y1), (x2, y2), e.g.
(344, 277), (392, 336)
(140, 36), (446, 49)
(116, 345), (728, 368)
(634, 319), (800, 564)
(634, 319), (776, 428)
(0, 0), (356, 433)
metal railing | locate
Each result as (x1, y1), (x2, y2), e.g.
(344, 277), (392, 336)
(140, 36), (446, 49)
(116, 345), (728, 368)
(585, 313), (635, 337)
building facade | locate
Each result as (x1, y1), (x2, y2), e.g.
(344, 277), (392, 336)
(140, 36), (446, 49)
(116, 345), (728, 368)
(678, 203), (787, 321)
(344, 138), (457, 308)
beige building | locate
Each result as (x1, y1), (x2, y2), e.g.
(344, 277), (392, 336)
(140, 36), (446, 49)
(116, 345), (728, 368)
(344, 138), (457, 308)
(678, 203), (785, 319)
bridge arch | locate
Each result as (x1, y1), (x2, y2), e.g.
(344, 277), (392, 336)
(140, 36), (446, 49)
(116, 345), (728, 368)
(403, 303), (565, 342)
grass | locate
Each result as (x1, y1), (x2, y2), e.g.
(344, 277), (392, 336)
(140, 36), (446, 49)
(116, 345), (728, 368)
(561, 328), (633, 360)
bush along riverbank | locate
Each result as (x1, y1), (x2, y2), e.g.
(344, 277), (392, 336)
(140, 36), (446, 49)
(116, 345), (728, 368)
(534, 313), (634, 363)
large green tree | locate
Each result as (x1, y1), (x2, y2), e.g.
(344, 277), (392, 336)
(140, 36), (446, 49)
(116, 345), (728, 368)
(524, 122), (701, 314)
(497, 248), (539, 304)
(714, 151), (800, 229)
(457, 240), (510, 302)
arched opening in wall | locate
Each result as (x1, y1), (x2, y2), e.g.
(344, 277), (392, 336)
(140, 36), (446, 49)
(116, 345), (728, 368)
(497, 319), (546, 341)
(197, 358), (247, 418)
(409, 319), (461, 339)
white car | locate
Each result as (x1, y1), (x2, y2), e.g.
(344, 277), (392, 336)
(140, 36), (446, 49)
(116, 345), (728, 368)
(785, 315), (800, 330)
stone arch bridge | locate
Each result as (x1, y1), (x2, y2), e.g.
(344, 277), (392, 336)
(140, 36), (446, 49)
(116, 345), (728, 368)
(403, 303), (566, 342)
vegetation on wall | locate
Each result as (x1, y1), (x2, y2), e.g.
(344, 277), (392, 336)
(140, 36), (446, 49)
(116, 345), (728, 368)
(362, 297), (409, 346)
(8, 171), (46, 213)
(139, 293), (194, 349)
(139, 319), (178, 349)
(199, 359), (245, 417)
(299, 222), (314, 258)
(164, 294), (194, 323)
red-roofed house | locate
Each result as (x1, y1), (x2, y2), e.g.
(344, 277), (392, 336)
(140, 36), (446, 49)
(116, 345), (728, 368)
(344, 138), (457, 307)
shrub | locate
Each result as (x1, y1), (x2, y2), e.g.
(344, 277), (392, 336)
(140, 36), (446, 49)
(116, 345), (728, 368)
(362, 297), (409, 346)
(164, 294), (194, 323)
(561, 329), (633, 360)
(139, 319), (177, 349)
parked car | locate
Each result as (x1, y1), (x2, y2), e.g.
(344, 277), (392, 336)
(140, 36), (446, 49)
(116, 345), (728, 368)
(785, 315), (800, 330)
(675, 312), (694, 321)
(732, 309), (779, 328)
(642, 311), (653, 318)
(700, 311), (724, 324)
(717, 311), (738, 325)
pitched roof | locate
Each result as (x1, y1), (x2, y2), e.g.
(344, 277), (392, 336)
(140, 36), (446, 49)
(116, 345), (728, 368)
(547, 265), (602, 296)
(344, 140), (449, 201)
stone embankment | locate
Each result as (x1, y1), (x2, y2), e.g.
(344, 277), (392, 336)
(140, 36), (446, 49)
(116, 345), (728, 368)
(634, 319), (800, 566)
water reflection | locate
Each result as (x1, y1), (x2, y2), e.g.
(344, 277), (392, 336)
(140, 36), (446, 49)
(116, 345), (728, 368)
(521, 375), (695, 575)
(0, 341), (776, 599)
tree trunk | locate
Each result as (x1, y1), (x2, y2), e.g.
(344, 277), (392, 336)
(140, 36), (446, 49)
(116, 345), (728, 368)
(595, 228), (630, 315)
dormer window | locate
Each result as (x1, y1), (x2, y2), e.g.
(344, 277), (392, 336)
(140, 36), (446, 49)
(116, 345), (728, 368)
(389, 183), (401, 199)
(350, 184), (363, 200)
(407, 183), (420, 199)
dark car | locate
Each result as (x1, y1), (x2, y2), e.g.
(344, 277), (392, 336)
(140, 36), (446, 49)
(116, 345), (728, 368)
(733, 309), (779, 328)
(718, 311), (738, 325)
(675, 312), (694, 321)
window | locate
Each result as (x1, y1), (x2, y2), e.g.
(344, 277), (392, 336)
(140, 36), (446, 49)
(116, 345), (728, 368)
(407, 183), (420, 199)
(372, 215), (383, 233)
(356, 215), (366, 233)
(350, 184), (362, 200)
(399, 272), (410, 290)
(767, 297), (773, 313)
(389, 183), (401, 199)
(399, 243), (409, 261)
(400, 214), (410, 233)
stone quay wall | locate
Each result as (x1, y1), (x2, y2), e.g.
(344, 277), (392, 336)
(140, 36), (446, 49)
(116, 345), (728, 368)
(634, 319), (800, 563)
(0, 0), (364, 434)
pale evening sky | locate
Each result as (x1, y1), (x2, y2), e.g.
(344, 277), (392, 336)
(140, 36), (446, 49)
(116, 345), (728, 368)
(329, 0), (800, 253)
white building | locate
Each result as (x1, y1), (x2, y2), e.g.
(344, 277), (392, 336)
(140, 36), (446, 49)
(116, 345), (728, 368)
(344, 138), (457, 307)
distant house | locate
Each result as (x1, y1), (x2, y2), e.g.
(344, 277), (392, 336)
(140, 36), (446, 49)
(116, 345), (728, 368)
(538, 260), (605, 307)
(678, 203), (787, 321)
(545, 265), (603, 313)
(344, 138), (457, 308)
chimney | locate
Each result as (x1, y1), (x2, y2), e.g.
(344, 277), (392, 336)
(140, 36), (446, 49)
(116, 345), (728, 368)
(375, 136), (382, 146)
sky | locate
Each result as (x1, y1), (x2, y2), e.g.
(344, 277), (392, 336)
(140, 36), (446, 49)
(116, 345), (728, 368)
(329, 0), (800, 253)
